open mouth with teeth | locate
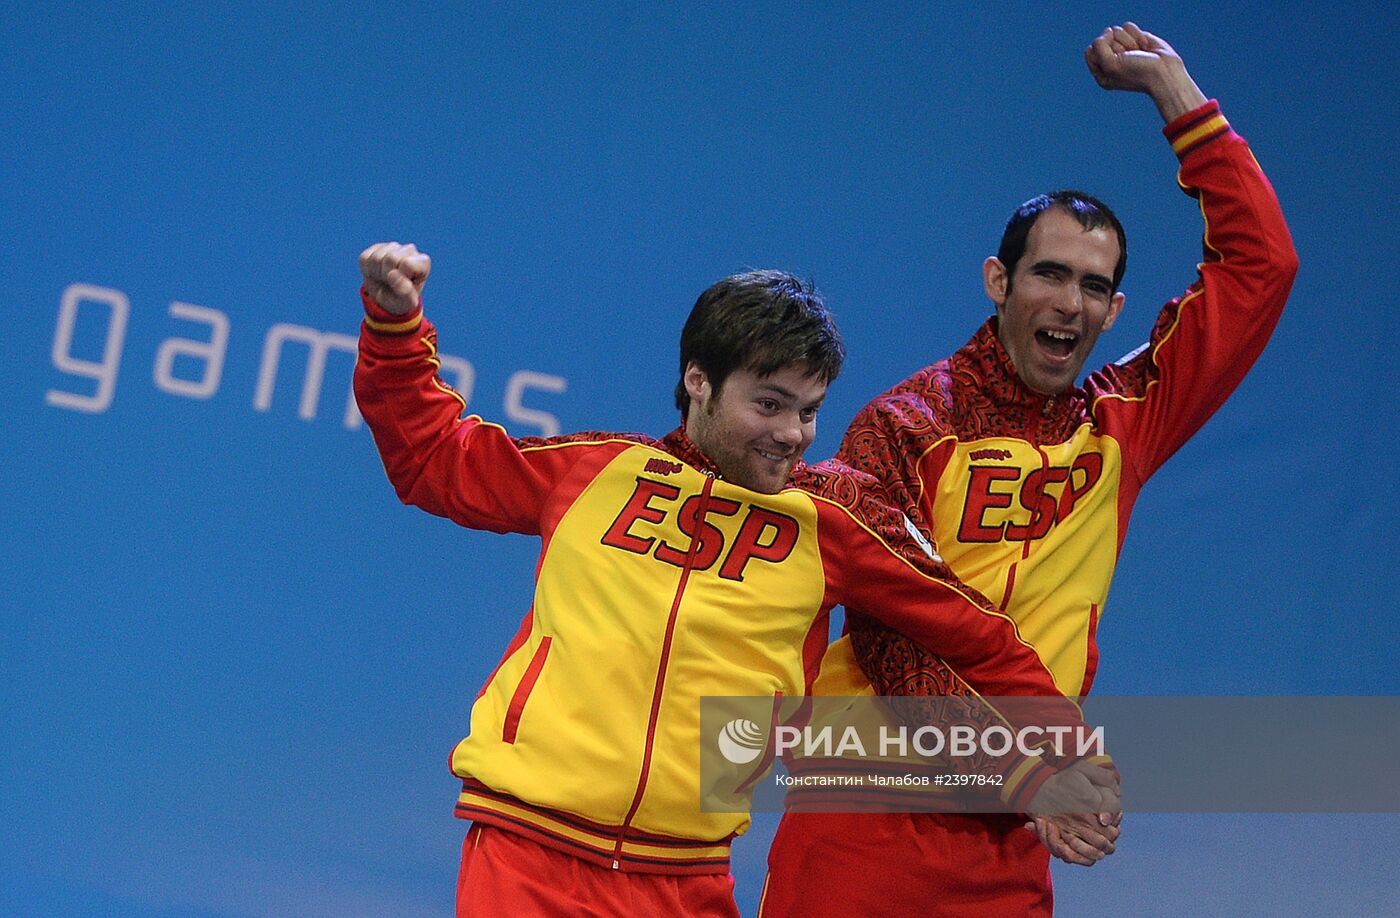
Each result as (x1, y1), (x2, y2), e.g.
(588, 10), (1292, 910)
(756, 448), (790, 463)
(1035, 329), (1079, 359)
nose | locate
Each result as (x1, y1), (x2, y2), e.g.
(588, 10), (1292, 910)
(1057, 283), (1084, 317)
(772, 414), (804, 448)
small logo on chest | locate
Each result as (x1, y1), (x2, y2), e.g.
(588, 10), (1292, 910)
(644, 457), (685, 476)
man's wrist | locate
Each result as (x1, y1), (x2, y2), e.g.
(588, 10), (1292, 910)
(361, 287), (424, 335)
(1148, 64), (1208, 124)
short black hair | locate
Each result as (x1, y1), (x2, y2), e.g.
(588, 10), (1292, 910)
(674, 270), (845, 413)
(997, 191), (1127, 292)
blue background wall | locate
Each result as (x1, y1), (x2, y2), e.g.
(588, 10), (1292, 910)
(4, 2), (1397, 915)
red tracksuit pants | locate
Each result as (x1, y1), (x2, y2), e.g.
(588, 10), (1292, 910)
(759, 812), (1052, 917)
(456, 823), (742, 917)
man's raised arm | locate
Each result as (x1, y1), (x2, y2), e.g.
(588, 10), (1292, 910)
(1082, 23), (1298, 481)
(353, 243), (609, 536)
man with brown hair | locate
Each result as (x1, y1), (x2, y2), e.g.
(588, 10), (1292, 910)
(355, 254), (1109, 916)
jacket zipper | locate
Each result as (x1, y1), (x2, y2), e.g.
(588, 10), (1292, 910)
(1002, 406), (1053, 609)
(611, 474), (715, 869)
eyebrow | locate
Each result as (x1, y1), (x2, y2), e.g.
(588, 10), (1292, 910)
(757, 383), (825, 408)
(1030, 259), (1113, 289)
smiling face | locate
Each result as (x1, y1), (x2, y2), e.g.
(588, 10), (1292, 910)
(683, 361), (826, 494)
(985, 206), (1126, 396)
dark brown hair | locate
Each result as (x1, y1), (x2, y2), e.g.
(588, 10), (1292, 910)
(674, 270), (845, 413)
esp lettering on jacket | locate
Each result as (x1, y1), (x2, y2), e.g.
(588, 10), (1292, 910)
(600, 477), (798, 580)
(957, 453), (1103, 543)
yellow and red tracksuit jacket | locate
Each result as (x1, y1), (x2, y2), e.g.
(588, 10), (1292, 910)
(354, 294), (1089, 875)
(829, 100), (1299, 701)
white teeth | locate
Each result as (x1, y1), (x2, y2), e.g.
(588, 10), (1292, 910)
(1043, 329), (1077, 341)
(757, 450), (786, 462)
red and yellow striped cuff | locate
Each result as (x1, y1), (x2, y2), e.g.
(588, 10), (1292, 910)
(1164, 99), (1230, 159)
(1001, 754), (1056, 811)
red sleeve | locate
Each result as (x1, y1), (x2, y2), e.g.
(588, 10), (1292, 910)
(1089, 100), (1299, 481)
(814, 492), (1059, 700)
(806, 464), (1092, 808)
(353, 289), (614, 535)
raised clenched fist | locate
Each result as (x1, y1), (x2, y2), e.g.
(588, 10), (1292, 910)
(359, 241), (432, 315)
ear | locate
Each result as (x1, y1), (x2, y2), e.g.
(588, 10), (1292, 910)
(683, 361), (711, 408)
(983, 257), (1009, 310)
(1101, 291), (1126, 332)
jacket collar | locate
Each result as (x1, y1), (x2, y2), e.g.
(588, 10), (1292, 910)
(953, 317), (1081, 425)
(660, 423), (806, 488)
(661, 424), (721, 477)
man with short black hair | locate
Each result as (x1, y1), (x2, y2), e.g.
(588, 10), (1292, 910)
(761, 22), (1298, 917)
